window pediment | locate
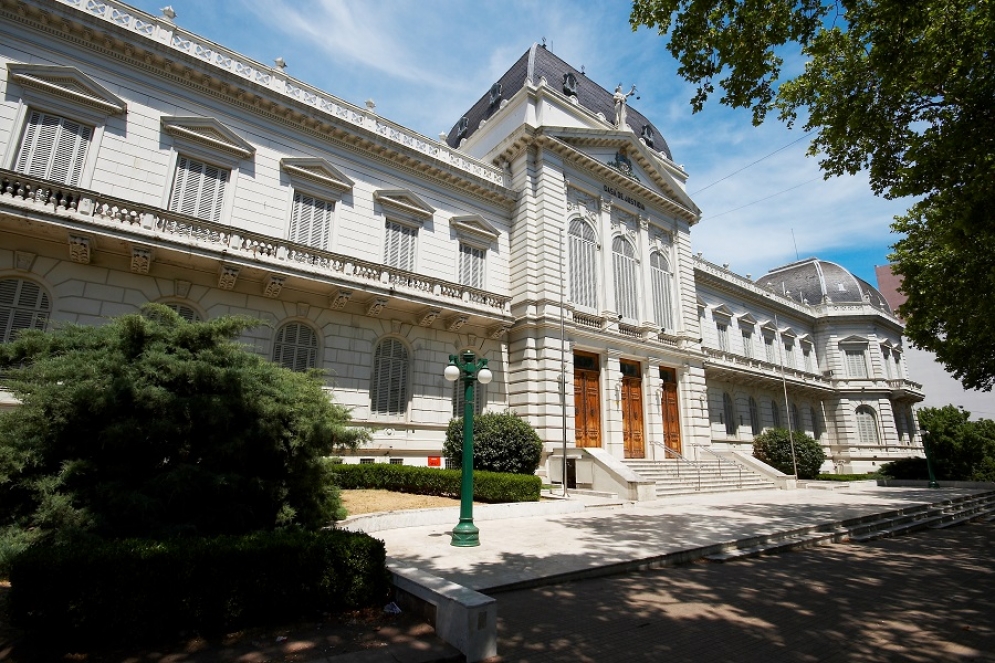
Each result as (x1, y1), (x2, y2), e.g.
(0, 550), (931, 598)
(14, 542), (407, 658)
(8, 64), (127, 116)
(839, 335), (869, 346)
(759, 320), (777, 333)
(161, 116), (254, 159)
(451, 214), (499, 244)
(779, 326), (798, 338)
(374, 189), (435, 222)
(281, 157), (353, 196)
(737, 313), (757, 326)
(712, 304), (733, 318)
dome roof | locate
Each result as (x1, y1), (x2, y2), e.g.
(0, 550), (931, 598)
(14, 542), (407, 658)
(754, 258), (893, 313)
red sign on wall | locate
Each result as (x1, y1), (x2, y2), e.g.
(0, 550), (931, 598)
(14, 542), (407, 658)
(427, 456), (441, 467)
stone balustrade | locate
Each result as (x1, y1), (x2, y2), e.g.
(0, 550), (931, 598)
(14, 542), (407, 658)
(0, 171), (511, 316)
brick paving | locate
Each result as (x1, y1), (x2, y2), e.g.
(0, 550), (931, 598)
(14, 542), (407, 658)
(488, 521), (995, 662)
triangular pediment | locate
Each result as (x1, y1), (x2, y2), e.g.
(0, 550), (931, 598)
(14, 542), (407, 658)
(737, 313), (758, 326)
(712, 304), (733, 318)
(839, 335), (869, 345)
(8, 64), (127, 115)
(451, 214), (499, 243)
(760, 320), (778, 333)
(780, 326), (798, 338)
(161, 116), (254, 158)
(374, 189), (435, 219)
(281, 157), (354, 193)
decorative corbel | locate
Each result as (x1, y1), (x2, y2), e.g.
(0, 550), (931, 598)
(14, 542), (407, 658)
(68, 234), (91, 264)
(366, 298), (388, 317)
(130, 247), (152, 274)
(418, 309), (441, 327)
(487, 324), (512, 339)
(218, 265), (239, 290)
(447, 315), (468, 331)
(329, 289), (352, 309)
(263, 275), (285, 298)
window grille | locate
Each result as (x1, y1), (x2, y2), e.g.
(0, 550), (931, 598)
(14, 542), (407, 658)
(371, 338), (409, 415)
(389, 458), (404, 465)
(612, 236), (638, 320)
(0, 278), (50, 343)
(568, 219), (598, 309)
(15, 110), (92, 186)
(272, 322), (318, 372)
(384, 220), (417, 271)
(169, 155), (229, 223)
(290, 191), (333, 249)
(359, 458), (374, 465)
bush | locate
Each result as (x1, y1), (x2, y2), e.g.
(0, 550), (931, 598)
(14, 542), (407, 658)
(752, 428), (826, 479)
(8, 529), (389, 645)
(0, 305), (368, 543)
(879, 457), (930, 480)
(329, 462), (541, 503)
(444, 411), (542, 475)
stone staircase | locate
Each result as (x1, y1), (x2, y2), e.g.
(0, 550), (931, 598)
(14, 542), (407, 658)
(625, 457), (777, 498)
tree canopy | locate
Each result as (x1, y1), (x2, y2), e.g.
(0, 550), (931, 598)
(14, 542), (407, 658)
(0, 305), (368, 545)
(631, 0), (995, 390)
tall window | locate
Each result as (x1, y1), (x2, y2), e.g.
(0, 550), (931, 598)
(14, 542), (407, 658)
(289, 191), (333, 249)
(802, 343), (814, 372)
(764, 335), (776, 363)
(749, 397), (761, 435)
(742, 330), (754, 358)
(716, 321), (730, 352)
(791, 403), (801, 432)
(856, 405), (880, 445)
(723, 392), (737, 435)
(844, 346), (868, 378)
(272, 322), (317, 372)
(15, 110), (93, 186)
(384, 220), (417, 271)
(459, 243), (485, 289)
(568, 218), (597, 309)
(0, 278), (50, 343)
(612, 236), (638, 320)
(810, 406), (822, 439)
(771, 401), (782, 428)
(371, 338), (409, 416)
(452, 372), (485, 417)
(783, 340), (795, 368)
(169, 155), (229, 223)
(650, 251), (674, 329)
(893, 351), (903, 378)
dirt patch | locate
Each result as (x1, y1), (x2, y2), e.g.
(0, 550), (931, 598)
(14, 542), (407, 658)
(340, 489), (466, 515)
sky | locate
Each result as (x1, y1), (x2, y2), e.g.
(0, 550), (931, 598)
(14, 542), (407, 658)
(126, 0), (910, 286)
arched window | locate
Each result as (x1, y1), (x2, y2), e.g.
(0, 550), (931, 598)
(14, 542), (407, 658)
(856, 405), (880, 446)
(0, 278), (50, 343)
(791, 403), (801, 432)
(749, 397), (761, 435)
(272, 322), (318, 372)
(612, 236), (638, 320)
(371, 338), (409, 416)
(452, 357), (486, 418)
(164, 302), (202, 322)
(650, 251), (674, 330)
(810, 406), (822, 440)
(568, 218), (597, 309)
(771, 401), (782, 428)
(723, 392), (737, 435)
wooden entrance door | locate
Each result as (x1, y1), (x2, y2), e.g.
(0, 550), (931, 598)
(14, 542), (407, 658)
(660, 367), (682, 457)
(621, 360), (645, 458)
(573, 352), (601, 448)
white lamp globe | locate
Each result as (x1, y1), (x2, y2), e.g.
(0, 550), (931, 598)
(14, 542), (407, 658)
(477, 367), (493, 384)
(444, 364), (461, 382)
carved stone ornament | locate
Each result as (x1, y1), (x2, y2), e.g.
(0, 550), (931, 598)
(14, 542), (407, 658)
(566, 187), (598, 220)
(600, 196), (613, 215)
(366, 298), (388, 317)
(218, 265), (239, 290)
(14, 251), (36, 272)
(175, 280), (192, 298)
(68, 235), (91, 264)
(447, 315), (468, 331)
(329, 290), (352, 309)
(488, 324), (512, 339)
(418, 309), (441, 327)
(639, 215), (649, 231)
(296, 302), (310, 317)
(130, 247), (152, 274)
(263, 275), (285, 298)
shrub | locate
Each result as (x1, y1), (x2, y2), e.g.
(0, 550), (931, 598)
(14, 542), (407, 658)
(444, 411), (543, 475)
(0, 305), (368, 543)
(752, 428), (826, 479)
(879, 457), (930, 480)
(8, 529), (389, 645)
(329, 462), (541, 503)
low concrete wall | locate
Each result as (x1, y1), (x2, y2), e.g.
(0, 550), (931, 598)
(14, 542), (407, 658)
(582, 447), (657, 501)
(339, 499), (588, 533)
(877, 479), (995, 490)
(720, 451), (796, 489)
(392, 565), (497, 662)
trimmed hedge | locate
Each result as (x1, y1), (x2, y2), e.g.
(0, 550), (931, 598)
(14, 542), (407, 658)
(9, 529), (389, 645)
(330, 462), (541, 503)
(444, 411), (543, 475)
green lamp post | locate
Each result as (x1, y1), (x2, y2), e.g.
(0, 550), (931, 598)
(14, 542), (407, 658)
(444, 351), (493, 547)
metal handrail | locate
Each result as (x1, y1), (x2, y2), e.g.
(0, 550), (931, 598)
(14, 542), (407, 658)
(648, 439), (701, 491)
(697, 446), (744, 488)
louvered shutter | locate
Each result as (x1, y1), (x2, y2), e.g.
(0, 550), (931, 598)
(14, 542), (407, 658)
(0, 278), (50, 343)
(272, 323), (317, 372)
(290, 192), (333, 249)
(568, 219), (597, 308)
(164, 303), (201, 322)
(384, 221), (417, 271)
(169, 156), (229, 222)
(612, 236), (638, 320)
(15, 111), (92, 186)
(882, 348), (893, 378)
(716, 322), (730, 352)
(459, 244), (485, 289)
(811, 407), (822, 439)
(723, 393), (736, 435)
(845, 348), (868, 378)
(771, 402), (781, 428)
(452, 373), (485, 417)
(742, 331), (754, 358)
(650, 252), (674, 329)
(764, 337), (776, 363)
(371, 338), (409, 415)
(749, 398), (761, 434)
(856, 407), (880, 445)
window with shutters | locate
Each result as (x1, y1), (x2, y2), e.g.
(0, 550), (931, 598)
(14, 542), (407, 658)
(881, 346), (893, 378)
(810, 406), (822, 439)
(791, 403), (801, 432)
(168, 155), (229, 223)
(802, 343), (814, 372)
(163, 302), (202, 322)
(895, 404), (907, 442)
(452, 374), (485, 418)
(844, 346), (868, 378)
(612, 236), (638, 320)
(893, 350), (903, 378)
(771, 401), (782, 428)
(371, 338), (409, 416)
(716, 321), (730, 352)
(272, 322), (318, 372)
(289, 191), (333, 249)
(568, 218), (598, 309)
(742, 330), (754, 358)
(0, 278), (50, 343)
(764, 335), (776, 363)
(855, 405), (880, 446)
(458, 243), (485, 289)
(749, 397), (761, 435)
(14, 111), (93, 186)
(723, 392), (736, 435)
(783, 340), (795, 368)
(650, 251), (674, 329)
(383, 220), (417, 271)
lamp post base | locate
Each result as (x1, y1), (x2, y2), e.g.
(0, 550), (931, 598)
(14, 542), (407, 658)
(451, 519), (480, 547)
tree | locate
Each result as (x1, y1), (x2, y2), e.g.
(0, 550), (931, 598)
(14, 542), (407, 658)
(631, 0), (995, 390)
(444, 411), (543, 475)
(752, 428), (826, 479)
(915, 405), (995, 481)
(0, 304), (368, 547)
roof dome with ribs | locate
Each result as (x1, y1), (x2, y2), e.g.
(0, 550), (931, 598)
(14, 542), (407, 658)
(754, 258), (893, 313)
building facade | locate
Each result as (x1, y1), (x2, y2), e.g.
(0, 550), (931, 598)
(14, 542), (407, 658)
(0, 0), (923, 489)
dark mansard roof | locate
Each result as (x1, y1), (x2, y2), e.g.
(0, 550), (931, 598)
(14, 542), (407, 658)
(446, 44), (673, 161)
(755, 258), (892, 313)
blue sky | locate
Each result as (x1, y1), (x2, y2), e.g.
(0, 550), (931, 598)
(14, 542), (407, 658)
(127, 0), (911, 285)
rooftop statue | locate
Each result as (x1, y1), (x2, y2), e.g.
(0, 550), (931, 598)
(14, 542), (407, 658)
(613, 84), (637, 129)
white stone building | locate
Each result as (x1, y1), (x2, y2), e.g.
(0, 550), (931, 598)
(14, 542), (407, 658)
(0, 0), (923, 495)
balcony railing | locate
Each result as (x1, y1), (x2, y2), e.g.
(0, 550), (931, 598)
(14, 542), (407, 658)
(0, 171), (511, 316)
